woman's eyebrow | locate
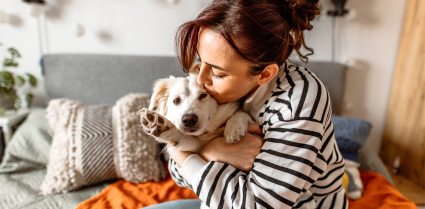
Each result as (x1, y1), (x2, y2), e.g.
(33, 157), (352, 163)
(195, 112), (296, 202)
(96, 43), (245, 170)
(198, 54), (227, 71)
(205, 62), (226, 71)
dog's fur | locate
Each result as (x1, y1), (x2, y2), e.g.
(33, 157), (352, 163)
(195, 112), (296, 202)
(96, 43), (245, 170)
(139, 63), (254, 154)
(139, 64), (254, 209)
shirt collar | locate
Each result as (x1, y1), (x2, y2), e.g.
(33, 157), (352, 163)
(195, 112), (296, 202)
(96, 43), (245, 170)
(244, 84), (266, 104)
(244, 63), (288, 104)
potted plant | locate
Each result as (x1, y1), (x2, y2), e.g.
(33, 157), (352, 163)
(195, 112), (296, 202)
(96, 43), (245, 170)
(0, 42), (37, 115)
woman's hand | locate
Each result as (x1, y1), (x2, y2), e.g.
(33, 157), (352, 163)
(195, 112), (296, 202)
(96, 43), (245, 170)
(200, 123), (263, 171)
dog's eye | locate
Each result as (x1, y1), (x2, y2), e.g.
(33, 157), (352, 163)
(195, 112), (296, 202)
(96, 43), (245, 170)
(199, 93), (207, 100)
(173, 98), (181, 105)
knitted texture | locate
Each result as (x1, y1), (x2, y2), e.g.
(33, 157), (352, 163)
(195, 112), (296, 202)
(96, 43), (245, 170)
(41, 99), (83, 195)
(113, 93), (167, 183)
(40, 94), (166, 195)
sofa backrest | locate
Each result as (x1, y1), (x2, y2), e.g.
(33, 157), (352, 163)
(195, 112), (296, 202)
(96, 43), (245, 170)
(43, 54), (346, 114)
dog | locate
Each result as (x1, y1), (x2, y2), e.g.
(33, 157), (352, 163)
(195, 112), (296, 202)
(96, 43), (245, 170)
(139, 63), (254, 154)
(139, 63), (254, 209)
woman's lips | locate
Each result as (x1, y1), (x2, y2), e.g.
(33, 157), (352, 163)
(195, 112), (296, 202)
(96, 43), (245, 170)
(204, 87), (215, 96)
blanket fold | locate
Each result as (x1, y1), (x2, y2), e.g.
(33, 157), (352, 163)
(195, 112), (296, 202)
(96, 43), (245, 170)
(76, 168), (416, 209)
(347, 170), (416, 209)
(75, 169), (197, 209)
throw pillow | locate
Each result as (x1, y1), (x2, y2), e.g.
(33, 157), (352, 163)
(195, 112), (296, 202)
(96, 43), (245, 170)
(40, 93), (167, 195)
(332, 115), (372, 200)
(332, 116), (371, 147)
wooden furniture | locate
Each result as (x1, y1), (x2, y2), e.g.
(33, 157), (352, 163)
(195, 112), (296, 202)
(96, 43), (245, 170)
(386, 166), (425, 205)
(380, 0), (425, 193)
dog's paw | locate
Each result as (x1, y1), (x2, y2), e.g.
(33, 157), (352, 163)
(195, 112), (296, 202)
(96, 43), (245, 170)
(224, 118), (248, 143)
(139, 108), (177, 145)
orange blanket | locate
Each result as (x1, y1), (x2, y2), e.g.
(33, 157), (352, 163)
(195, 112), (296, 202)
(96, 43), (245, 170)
(76, 173), (197, 209)
(348, 170), (416, 209)
(77, 169), (416, 209)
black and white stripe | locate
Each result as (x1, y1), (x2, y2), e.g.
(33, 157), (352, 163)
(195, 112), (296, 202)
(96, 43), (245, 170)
(170, 63), (347, 209)
(81, 105), (118, 185)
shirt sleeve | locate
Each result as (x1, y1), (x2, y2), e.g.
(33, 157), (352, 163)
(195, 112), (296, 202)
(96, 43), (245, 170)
(169, 158), (194, 189)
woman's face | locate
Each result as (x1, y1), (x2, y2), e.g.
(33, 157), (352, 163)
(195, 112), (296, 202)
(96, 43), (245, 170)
(197, 28), (259, 104)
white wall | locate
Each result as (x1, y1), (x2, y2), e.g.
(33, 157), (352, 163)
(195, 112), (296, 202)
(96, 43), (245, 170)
(0, 0), (212, 107)
(0, 0), (406, 153)
(310, 0), (407, 153)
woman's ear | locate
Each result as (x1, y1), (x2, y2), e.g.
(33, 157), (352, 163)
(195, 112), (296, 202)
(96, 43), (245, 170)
(256, 63), (279, 85)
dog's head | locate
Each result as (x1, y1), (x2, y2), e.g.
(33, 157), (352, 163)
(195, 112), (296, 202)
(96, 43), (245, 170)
(148, 63), (218, 135)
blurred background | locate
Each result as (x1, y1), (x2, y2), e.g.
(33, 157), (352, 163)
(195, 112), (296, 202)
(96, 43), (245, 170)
(0, 0), (406, 154)
(1, 0), (424, 207)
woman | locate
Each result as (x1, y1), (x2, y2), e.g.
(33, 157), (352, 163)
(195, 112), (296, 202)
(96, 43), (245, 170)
(147, 0), (347, 208)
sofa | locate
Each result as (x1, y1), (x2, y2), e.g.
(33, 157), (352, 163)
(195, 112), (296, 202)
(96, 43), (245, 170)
(0, 54), (395, 208)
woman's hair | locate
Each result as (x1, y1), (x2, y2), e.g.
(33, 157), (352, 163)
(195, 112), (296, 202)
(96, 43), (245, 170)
(175, 0), (320, 75)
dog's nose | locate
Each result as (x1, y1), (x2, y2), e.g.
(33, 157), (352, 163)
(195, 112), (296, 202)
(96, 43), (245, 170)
(182, 114), (198, 127)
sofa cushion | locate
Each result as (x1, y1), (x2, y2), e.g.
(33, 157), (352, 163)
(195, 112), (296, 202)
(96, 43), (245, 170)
(40, 93), (167, 195)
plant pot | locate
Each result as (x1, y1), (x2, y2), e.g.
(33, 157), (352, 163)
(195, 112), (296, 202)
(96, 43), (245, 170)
(0, 89), (16, 110)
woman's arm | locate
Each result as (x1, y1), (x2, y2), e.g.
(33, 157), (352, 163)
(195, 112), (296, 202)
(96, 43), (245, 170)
(168, 123), (263, 190)
(200, 123), (263, 171)
(170, 123), (263, 170)
(176, 119), (325, 209)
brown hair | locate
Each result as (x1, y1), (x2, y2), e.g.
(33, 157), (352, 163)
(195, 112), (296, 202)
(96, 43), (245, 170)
(175, 0), (319, 75)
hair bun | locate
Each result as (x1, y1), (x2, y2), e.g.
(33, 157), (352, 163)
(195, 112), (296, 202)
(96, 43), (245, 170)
(272, 0), (319, 31)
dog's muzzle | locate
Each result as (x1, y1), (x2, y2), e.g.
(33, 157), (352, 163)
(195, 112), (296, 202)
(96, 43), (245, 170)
(182, 114), (198, 129)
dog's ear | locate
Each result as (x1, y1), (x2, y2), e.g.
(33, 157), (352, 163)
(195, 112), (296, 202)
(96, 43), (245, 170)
(149, 78), (170, 115)
(188, 62), (201, 77)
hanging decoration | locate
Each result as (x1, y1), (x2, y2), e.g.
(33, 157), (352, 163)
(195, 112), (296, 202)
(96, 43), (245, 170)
(71, 23), (85, 37)
(70, 0), (85, 38)
(167, 0), (180, 5)
(0, 11), (9, 24)
(22, 0), (46, 17)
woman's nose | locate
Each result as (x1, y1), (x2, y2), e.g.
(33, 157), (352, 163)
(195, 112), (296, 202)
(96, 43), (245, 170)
(197, 64), (212, 86)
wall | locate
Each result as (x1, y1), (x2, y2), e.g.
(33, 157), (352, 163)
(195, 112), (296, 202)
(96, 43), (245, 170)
(321, 0), (407, 153)
(0, 0), (406, 153)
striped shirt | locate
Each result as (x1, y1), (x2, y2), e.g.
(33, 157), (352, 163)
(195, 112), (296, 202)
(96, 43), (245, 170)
(169, 62), (348, 209)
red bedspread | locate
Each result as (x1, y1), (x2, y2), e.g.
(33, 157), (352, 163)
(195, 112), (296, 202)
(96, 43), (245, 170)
(76, 169), (416, 209)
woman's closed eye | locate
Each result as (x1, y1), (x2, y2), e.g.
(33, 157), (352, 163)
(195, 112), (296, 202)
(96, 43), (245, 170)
(211, 70), (226, 79)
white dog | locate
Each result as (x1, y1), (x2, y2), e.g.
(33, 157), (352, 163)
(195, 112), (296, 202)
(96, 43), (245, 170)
(139, 64), (254, 209)
(139, 63), (254, 155)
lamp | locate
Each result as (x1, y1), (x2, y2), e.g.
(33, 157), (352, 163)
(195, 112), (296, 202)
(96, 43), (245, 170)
(327, 0), (348, 16)
(22, 0), (46, 17)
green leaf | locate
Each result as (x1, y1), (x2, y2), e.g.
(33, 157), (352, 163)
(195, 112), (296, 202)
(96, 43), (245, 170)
(15, 75), (25, 87)
(14, 95), (21, 111)
(26, 73), (37, 87)
(26, 94), (33, 108)
(0, 107), (6, 115)
(7, 48), (21, 59)
(0, 71), (15, 93)
(3, 58), (18, 68)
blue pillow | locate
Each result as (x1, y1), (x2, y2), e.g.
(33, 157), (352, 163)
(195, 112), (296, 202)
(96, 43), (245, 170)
(332, 116), (372, 163)
(336, 137), (362, 162)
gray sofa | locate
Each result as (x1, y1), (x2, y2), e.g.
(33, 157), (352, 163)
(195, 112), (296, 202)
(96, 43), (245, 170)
(43, 54), (392, 185)
(42, 54), (395, 185)
(0, 54), (393, 209)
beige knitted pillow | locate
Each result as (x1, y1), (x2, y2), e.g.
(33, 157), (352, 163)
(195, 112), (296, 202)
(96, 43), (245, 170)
(40, 93), (167, 195)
